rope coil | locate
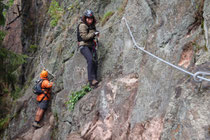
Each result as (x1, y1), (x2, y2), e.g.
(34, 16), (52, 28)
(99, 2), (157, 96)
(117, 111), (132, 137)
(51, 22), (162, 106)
(122, 17), (210, 82)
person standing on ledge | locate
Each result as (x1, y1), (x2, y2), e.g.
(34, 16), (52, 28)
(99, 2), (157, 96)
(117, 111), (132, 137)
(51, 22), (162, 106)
(32, 70), (53, 128)
(77, 10), (99, 87)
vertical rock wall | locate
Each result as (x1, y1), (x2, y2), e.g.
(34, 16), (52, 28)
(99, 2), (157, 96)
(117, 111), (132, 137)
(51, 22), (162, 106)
(2, 0), (210, 140)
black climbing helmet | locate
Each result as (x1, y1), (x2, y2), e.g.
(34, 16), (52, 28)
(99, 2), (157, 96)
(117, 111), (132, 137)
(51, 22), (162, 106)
(84, 10), (94, 18)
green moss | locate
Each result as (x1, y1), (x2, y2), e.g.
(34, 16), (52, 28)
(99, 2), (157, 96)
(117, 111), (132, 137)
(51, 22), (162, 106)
(66, 84), (92, 111)
(48, 0), (64, 27)
(101, 11), (114, 26)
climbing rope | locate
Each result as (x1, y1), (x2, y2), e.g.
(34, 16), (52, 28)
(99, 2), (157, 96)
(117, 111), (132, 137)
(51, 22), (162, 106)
(39, 55), (55, 78)
(122, 17), (210, 82)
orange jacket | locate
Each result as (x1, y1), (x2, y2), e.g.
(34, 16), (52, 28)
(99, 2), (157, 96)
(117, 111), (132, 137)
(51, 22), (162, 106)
(36, 77), (53, 101)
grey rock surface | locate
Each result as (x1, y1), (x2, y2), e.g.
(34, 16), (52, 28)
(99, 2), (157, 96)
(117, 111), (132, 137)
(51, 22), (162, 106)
(2, 0), (210, 140)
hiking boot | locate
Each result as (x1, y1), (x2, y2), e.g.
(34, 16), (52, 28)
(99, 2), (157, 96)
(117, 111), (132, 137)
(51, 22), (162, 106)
(32, 121), (42, 128)
(91, 79), (99, 86)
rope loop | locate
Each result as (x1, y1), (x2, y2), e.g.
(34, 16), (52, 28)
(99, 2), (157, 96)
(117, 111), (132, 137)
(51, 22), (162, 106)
(193, 71), (210, 82)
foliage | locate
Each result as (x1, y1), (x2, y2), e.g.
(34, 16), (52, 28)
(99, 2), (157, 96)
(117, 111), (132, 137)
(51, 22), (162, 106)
(0, 114), (10, 132)
(101, 11), (114, 26)
(7, 0), (14, 7)
(0, 0), (14, 25)
(0, 0), (6, 25)
(66, 85), (92, 111)
(48, 0), (64, 27)
(67, 0), (80, 12)
(11, 86), (22, 100)
(29, 44), (38, 52)
(0, 30), (6, 44)
(0, 47), (27, 94)
(117, 0), (128, 16)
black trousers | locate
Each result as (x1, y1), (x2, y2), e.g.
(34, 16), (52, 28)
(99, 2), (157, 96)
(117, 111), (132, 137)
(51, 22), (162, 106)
(80, 46), (98, 81)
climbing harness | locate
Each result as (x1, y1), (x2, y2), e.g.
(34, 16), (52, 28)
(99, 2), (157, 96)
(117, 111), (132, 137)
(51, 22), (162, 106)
(122, 17), (210, 82)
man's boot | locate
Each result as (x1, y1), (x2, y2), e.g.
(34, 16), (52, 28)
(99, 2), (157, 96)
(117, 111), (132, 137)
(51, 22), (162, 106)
(32, 121), (42, 128)
(91, 79), (99, 86)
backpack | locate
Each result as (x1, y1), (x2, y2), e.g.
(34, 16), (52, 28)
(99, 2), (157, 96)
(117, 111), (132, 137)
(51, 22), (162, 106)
(33, 79), (44, 95)
(77, 23), (83, 42)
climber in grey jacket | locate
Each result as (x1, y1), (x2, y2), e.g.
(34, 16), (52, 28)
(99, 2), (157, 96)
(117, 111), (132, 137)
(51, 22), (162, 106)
(77, 10), (99, 87)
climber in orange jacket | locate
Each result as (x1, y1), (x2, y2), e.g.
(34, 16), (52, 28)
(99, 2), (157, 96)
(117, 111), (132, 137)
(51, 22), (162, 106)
(33, 70), (53, 128)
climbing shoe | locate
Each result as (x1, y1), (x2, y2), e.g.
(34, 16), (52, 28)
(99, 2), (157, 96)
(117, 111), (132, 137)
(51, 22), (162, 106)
(32, 121), (42, 128)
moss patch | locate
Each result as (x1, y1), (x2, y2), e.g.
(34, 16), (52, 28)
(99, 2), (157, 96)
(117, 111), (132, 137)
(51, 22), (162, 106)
(101, 11), (114, 26)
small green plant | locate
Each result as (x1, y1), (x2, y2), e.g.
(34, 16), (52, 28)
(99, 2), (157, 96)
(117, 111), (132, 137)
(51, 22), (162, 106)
(101, 11), (114, 26)
(2, 10), (6, 19)
(117, 0), (128, 16)
(7, 0), (14, 7)
(66, 84), (92, 111)
(29, 44), (38, 52)
(3, 88), (9, 94)
(0, 30), (6, 44)
(67, 0), (80, 12)
(0, 114), (10, 132)
(11, 86), (22, 100)
(48, 0), (64, 27)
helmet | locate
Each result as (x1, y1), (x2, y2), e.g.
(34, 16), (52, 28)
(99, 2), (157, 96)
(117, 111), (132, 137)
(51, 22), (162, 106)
(40, 70), (48, 78)
(84, 10), (94, 18)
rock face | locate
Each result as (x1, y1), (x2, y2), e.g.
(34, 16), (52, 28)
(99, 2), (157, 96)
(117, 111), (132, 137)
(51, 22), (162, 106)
(2, 0), (210, 140)
(204, 0), (210, 50)
(3, 0), (22, 53)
